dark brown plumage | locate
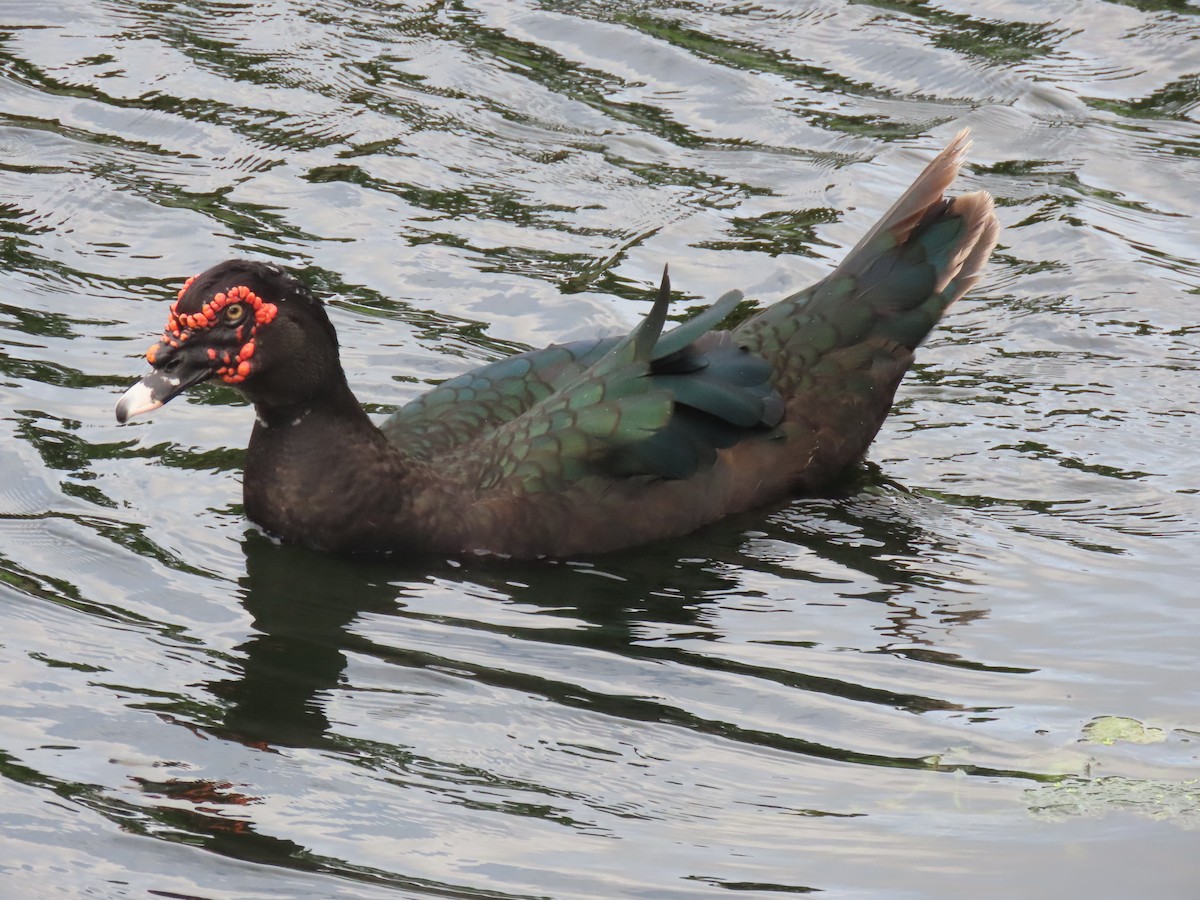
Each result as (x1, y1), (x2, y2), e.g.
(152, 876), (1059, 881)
(116, 131), (999, 558)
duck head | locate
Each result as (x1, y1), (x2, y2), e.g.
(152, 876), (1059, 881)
(116, 260), (341, 423)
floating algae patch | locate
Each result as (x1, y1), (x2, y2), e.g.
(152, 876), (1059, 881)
(1080, 716), (1167, 746)
(1026, 717), (1198, 827)
(1026, 775), (1200, 829)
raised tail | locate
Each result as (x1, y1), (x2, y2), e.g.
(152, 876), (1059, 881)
(731, 130), (1000, 487)
(835, 129), (997, 332)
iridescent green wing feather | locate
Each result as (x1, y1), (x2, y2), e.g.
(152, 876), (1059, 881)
(379, 337), (617, 460)
(448, 270), (782, 496)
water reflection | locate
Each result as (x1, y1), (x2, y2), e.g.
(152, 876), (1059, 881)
(213, 534), (410, 748)
(214, 496), (1041, 786)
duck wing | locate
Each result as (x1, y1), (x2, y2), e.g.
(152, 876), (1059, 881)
(436, 270), (782, 495)
(379, 336), (616, 460)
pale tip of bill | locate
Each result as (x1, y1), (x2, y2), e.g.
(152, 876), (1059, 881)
(115, 380), (164, 424)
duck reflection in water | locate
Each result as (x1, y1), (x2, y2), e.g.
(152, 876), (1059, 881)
(211, 487), (987, 755)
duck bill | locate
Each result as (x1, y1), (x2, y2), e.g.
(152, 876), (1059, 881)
(115, 348), (216, 423)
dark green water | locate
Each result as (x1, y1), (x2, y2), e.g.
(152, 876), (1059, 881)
(1, 1), (1198, 897)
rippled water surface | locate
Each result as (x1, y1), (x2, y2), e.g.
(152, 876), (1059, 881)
(2, 0), (1199, 896)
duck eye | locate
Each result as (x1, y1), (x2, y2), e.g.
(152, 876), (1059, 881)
(224, 303), (246, 324)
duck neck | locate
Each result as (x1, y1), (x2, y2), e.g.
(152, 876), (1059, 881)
(242, 376), (438, 553)
(250, 375), (375, 435)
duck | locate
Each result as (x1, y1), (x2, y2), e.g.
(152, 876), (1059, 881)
(115, 130), (999, 558)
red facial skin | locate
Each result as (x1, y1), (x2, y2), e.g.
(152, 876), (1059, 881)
(148, 277), (279, 384)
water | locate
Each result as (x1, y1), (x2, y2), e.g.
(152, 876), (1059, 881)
(1, 0), (1199, 896)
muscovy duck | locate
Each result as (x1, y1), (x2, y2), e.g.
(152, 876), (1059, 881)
(116, 131), (999, 557)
